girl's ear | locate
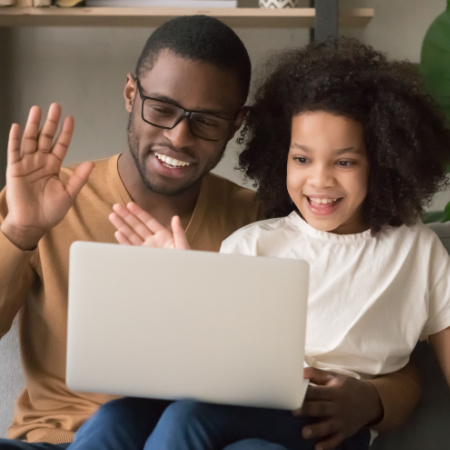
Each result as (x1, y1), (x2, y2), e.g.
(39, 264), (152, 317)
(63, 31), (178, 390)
(124, 74), (137, 113)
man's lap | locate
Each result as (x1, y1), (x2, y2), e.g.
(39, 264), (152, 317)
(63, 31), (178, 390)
(0, 440), (69, 449)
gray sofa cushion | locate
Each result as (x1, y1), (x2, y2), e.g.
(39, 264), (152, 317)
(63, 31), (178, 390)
(0, 318), (25, 438)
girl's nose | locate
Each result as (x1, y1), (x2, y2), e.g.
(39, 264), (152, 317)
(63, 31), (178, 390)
(309, 165), (334, 187)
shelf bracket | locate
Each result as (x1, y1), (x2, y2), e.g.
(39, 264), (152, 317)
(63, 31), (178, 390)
(310, 0), (339, 42)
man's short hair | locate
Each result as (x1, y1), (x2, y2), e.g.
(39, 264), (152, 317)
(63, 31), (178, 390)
(135, 15), (251, 104)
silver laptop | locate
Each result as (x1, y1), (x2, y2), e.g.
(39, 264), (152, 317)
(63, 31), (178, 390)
(66, 241), (309, 410)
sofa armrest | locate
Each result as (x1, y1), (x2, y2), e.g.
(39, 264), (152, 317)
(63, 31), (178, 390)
(0, 318), (25, 438)
(372, 222), (450, 450)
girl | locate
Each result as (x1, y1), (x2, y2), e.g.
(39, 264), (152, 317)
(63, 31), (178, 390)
(75, 38), (450, 450)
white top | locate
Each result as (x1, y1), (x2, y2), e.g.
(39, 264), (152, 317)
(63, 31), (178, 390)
(220, 211), (450, 379)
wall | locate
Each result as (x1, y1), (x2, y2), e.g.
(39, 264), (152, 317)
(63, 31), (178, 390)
(0, 0), (448, 207)
(0, 28), (12, 189)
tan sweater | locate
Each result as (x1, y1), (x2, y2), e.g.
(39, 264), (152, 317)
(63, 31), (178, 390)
(0, 155), (263, 443)
(0, 155), (419, 442)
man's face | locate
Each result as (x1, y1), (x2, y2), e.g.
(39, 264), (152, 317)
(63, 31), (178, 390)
(124, 50), (245, 196)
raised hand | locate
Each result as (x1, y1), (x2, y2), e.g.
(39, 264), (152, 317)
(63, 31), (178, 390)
(1, 103), (94, 250)
(292, 367), (383, 450)
(109, 201), (190, 250)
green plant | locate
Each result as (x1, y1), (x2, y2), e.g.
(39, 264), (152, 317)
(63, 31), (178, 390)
(420, 2), (450, 224)
(423, 201), (450, 224)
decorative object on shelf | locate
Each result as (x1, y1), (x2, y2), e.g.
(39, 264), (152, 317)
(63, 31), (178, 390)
(0, 0), (52, 5)
(259, 0), (298, 8)
(55, 0), (85, 6)
(86, 0), (237, 6)
(12, 0), (32, 6)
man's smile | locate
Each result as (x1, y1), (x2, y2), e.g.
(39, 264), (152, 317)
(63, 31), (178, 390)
(155, 152), (192, 168)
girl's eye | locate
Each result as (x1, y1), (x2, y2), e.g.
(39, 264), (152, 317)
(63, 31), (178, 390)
(294, 157), (308, 164)
(337, 160), (355, 168)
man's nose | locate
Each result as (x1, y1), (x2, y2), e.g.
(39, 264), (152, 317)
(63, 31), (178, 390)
(163, 116), (195, 148)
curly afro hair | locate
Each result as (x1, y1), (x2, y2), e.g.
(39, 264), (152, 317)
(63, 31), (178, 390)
(239, 37), (450, 233)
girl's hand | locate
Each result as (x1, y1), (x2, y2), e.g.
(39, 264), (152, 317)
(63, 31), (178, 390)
(109, 202), (190, 250)
(292, 367), (383, 450)
(1, 103), (93, 250)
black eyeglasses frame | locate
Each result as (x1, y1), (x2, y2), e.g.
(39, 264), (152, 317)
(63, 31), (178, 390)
(134, 77), (236, 142)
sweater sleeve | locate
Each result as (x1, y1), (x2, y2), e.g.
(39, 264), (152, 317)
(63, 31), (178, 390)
(0, 191), (37, 339)
(368, 361), (421, 432)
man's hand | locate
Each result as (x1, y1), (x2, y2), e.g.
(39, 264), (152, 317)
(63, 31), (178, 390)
(1, 103), (94, 250)
(292, 367), (383, 450)
(109, 202), (190, 250)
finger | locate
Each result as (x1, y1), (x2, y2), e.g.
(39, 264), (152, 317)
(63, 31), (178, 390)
(38, 103), (62, 154)
(114, 203), (160, 242)
(7, 124), (21, 165)
(51, 115), (74, 162)
(313, 429), (346, 450)
(171, 216), (191, 250)
(21, 106), (42, 156)
(302, 418), (340, 441)
(304, 367), (336, 386)
(109, 211), (144, 246)
(300, 399), (338, 417)
(127, 202), (170, 235)
(114, 230), (133, 246)
(65, 161), (94, 202)
(304, 384), (336, 402)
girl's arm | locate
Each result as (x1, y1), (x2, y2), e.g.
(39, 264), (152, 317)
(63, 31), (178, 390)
(428, 326), (450, 386)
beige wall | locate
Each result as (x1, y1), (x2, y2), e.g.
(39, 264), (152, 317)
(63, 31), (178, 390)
(1, 0), (449, 207)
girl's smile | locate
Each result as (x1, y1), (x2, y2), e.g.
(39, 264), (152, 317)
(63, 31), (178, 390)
(306, 196), (342, 215)
(287, 111), (370, 235)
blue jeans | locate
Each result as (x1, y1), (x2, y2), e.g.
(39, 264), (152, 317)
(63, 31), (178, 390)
(69, 397), (370, 450)
(0, 441), (69, 449)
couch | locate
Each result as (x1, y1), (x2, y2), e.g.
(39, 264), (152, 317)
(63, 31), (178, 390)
(1, 223), (449, 446)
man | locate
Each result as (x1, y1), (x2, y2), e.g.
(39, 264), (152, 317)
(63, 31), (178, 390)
(0, 15), (419, 450)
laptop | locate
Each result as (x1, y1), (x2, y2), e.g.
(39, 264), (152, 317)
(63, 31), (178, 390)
(66, 241), (309, 410)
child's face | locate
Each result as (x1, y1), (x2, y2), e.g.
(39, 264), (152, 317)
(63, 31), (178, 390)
(287, 111), (369, 235)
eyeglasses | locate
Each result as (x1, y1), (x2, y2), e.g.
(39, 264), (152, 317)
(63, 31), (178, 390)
(135, 78), (235, 142)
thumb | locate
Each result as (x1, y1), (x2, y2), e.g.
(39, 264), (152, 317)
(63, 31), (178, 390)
(65, 161), (94, 201)
(171, 216), (191, 250)
(304, 366), (335, 386)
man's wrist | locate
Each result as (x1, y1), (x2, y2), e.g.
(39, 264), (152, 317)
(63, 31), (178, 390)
(1, 220), (43, 251)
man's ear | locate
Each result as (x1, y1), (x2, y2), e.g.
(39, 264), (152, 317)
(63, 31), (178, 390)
(233, 106), (250, 133)
(124, 74), (137, 113)
(228, 106), (250, 143)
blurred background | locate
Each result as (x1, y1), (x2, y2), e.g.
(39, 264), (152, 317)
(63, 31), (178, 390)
(0, 0), (449, 213)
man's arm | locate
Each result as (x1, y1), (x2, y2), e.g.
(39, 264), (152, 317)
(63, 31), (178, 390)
(428, 326), (450, 386)
(0, 103), (93, 338)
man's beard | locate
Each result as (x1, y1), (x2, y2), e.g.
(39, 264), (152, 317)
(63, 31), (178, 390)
(126, 113), (226, 197)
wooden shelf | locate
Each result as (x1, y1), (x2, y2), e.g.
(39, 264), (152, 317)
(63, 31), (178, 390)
(0, 6), (373, 28)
